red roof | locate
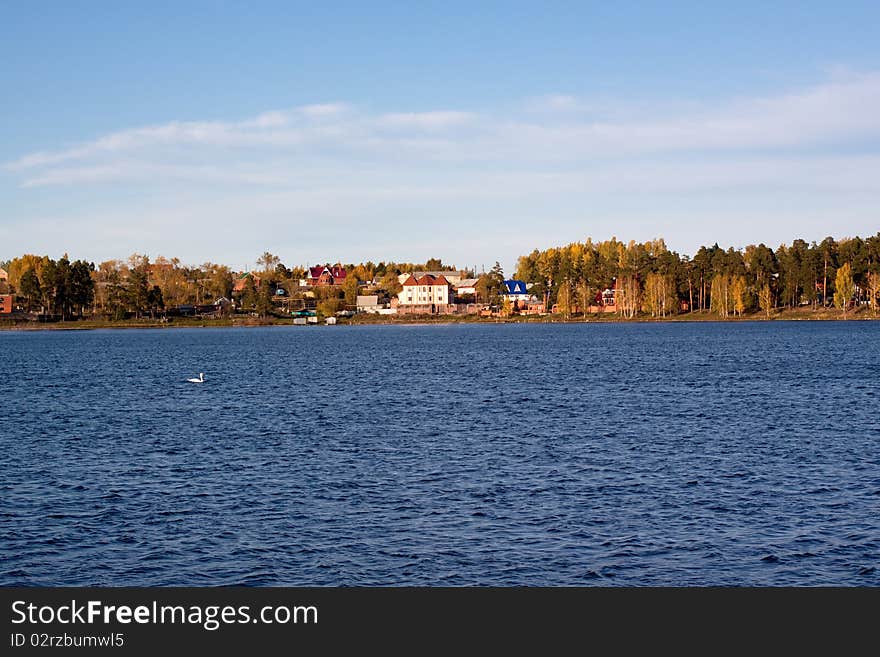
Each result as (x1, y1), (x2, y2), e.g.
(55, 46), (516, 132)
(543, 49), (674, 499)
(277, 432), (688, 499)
(406, 274), (451, 286)
(308, 265), (346, 281)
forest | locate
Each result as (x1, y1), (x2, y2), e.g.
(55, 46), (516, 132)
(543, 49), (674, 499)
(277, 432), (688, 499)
(1, 235), (878, 321)
(514, 234), (880, 318)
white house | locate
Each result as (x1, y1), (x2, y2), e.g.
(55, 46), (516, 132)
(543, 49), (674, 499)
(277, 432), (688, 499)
(397, 274), (453, 308)
(356, 295), (381, 313)
(454, 278), (479, 297)
(502, 280), (531, 302)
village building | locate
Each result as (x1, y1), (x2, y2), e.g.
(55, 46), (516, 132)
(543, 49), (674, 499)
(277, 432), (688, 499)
(0, 267), (8, 283)
(517, 299), (546, 315)
(303, 265), (347, 286)
(502, 280), (530, 303)
(0, 294), (13, 314)
(356, 294), (397, 315)
(214, 297), (234, 312)
(579, 281), (619, 313)
(395, 274), (454, 314)
(233, 273), (261, 293)
(601, 286), (616, 307)
(397, 270), (467, 286)
(454, 278), (479, 297)
(356, 295), (380, 313)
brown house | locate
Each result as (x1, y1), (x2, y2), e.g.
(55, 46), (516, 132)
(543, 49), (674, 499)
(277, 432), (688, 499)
(233, 273), (261, 293)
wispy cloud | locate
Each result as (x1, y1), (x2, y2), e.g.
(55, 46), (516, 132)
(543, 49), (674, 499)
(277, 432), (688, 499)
(376, 111), (475, 129)
(8, 72), (880, 183)
(4, 72), (880, 267)
(298, 103), (350, 118)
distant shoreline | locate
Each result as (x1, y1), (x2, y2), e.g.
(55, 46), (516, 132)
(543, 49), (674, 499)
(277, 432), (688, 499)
(1, 309), (877, 332)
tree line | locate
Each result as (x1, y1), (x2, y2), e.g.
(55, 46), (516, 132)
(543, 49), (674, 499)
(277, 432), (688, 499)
(513, 234), (880, 317)
(0, 252), (468, 320)
(2, 236), (879, 321)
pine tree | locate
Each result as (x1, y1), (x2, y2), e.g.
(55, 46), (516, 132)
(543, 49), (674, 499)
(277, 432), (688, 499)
(19, 267), (42, 312)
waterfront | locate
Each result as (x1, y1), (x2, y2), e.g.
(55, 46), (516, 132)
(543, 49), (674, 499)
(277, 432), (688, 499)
(1, 322), (878, 585)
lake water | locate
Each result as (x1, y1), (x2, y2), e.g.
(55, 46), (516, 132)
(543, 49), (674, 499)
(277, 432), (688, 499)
(1, 322), (878, 586)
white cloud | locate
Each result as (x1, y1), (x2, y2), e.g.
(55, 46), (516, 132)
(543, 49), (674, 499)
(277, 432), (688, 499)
(8, 72), (880, 178)
(528, 94), (580, 111)
(375, 111), (476, 129)
(4, 72), (880, 267)
(298, 102), (350, 117)
(244, 111), (290, 128)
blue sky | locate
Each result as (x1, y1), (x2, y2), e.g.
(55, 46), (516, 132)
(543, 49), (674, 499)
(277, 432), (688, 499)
(2, 1), (880, 273)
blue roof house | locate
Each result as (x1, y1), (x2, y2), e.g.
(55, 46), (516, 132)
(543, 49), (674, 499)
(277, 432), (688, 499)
(502, 280), (531, 301)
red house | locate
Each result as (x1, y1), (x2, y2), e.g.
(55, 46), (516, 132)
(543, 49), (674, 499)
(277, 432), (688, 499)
(0, 294), (13, 314)
(306, 265), (347, 286)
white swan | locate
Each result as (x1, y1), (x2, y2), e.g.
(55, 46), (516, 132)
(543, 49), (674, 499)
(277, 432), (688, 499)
(187, 373), (205, 383)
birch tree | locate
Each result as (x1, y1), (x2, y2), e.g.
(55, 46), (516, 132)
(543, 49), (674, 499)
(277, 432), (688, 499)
(834, 263), (854, 318)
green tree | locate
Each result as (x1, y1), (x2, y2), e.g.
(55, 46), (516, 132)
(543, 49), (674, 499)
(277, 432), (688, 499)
(818, 237), (837, 308)
(256, 280), (274, 318)
(19, 267), (42, 312)
(834, 262), (854, 317)
(53, 256), (75, 319)
(106, 270), (127, 320)
(241, 276), (257, 311)
(127, 267), (150, 318)
(476, 262), (505, 305)
(39, 258), (57, 315)
(70, 260), (95, 317)
(577, 280), (594, 320)
(147, 285), (164, 318)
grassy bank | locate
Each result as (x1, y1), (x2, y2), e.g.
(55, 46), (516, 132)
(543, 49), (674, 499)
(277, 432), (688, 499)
(1, 306), (877, 331)
(0, 316), (296, 331)
(348, 306), (878, 325)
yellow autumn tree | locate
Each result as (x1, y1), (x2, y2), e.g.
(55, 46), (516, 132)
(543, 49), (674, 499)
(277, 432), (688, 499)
(758, 284), (774, 318)
(834, 262), (854, 318)
(732, 276), (748, 316)
(866, 272), (880, 315)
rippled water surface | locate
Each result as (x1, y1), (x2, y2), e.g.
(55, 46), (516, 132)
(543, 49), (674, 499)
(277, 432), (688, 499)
(1, 322), (879, 585)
